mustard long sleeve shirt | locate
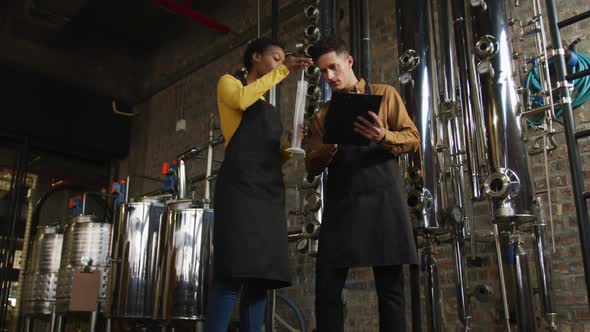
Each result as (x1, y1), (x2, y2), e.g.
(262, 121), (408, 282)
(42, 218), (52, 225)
(217, 64), (290, 146)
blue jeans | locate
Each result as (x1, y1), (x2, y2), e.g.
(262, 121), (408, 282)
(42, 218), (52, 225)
(205, 279), (267, 332)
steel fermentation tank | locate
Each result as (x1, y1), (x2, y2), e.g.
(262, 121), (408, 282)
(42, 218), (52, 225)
(106, 197), (166, 319)
(22, 225), (64, 316)
(153, 200), (213, 321)
(55, 215), (112, 313)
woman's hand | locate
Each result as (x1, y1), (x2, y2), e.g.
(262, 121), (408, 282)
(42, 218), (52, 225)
(286, 124), (306, 145)
(284, 55), (313, 72)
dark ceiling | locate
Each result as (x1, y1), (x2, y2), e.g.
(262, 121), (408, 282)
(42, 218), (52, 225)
(0, 0), (235, 161)
(7, 0), (229, 60)
(0, 0), (234, 101)
(26, 0), (188, 59)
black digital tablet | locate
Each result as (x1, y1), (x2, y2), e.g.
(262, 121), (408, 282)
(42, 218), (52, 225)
(323, 92), (384, 145)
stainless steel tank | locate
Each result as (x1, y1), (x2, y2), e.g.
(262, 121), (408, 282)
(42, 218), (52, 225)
(470, 0), (535, 222)
(55, 215), (112, 313)
(106, 197), (166, 319)
(22, 225), (64, 316)
(153, 202), (213, 321)
(397, 0), (447, 232)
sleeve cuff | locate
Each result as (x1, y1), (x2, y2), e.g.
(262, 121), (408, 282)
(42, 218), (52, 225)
(278, 64), (289, 76)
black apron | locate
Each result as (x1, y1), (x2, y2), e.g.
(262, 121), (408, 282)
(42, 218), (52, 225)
(213, 85), (290, 289)
(319, 83), (418, 268)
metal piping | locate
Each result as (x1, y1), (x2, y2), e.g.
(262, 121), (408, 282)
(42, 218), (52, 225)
(470, 0), (535, 221)
(423, 236), (444, 332)
(410, 263), (422, 332)
(397, 0), (444, 232)
(271, 0), (280, 113)
(349, 0), (361, 76)
(360, 0), (371, 82)
(493, 224), (512, 331)
(513, 231), (537, 332)
(451, 213), (471, 329)
(544, 0), (590, 306)
(204, 114), (215, 208)
(452, 0), (487, 200)
(438, 0), (457, 106)
(532, 197), (557, 330)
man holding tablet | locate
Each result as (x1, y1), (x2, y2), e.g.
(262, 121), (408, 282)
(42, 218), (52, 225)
(305, 36), (420, 332)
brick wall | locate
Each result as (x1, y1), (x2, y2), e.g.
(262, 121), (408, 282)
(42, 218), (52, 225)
(122, 0), (590, 331)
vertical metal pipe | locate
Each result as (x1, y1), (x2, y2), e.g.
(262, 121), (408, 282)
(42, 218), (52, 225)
(360, 0), (371, 82)
(265, 291), (275, 332)
(271, 0), (280, 113)
(452, 0), (485, 200)
(447, 117), (467, 210)
(452, 222), (471, 329)
(513, 234), (537, 332)
(124, 176), (130, 204)
(320, 0), (335, 102)
(410, 263), (422, 332)
(105, 318), (112, 332)
(82, 192), (87, 215)
(49, 304), (59, 332)
(544, 0), (590, 307)
(531, 0), (557, 125)
(14, 174), (36, 331)
(178, 159), (187, 199)
(0, 156), (19, 325)
(438, 0), (457, 105)
(1, 138), (29, 328)
(204, 114), (214, 209)
(24, 317), (31, 332)
(56, 315), (64, 332)
(195, 320), (205, 332)
(532, 197), (557, 330)
(424, 237), (443, 332)
(493, 224), (512, 331)
(349, 0), (360, 76)
(321, 0), (336, 37)
(90, 311), (98, 332)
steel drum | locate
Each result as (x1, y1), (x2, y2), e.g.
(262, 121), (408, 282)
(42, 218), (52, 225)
(55, 215), (112, 313)
(153, 202), (213, 321)
(106, 197), (166, 319)
(22, 225), (64, 316)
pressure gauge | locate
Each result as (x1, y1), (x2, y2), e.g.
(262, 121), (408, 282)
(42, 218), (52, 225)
(451, 206), (463, 224)
(399, 73), (413, 85)
(81, 256), (92, 266)
(296, 238), (309, 253)
(477, 61), (495, 78)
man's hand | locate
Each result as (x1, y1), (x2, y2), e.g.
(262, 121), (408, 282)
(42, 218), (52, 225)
(354, 111), (386, 142)
(284, 55), (313, 72)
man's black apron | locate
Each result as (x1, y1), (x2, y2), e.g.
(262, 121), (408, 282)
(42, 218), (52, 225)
(213, 82), (290, 289)
(319, 83), (418, 268)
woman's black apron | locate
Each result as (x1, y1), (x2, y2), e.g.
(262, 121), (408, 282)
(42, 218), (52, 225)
(213, 84), (290, 289)
(319, 83), (418, 268)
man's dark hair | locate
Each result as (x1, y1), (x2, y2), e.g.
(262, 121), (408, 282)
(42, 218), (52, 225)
(243, 37), (285, 71)
(308, 36), (350, 62)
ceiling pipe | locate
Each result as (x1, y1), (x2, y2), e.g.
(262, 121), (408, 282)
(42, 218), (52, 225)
(153, 0), (231, 33)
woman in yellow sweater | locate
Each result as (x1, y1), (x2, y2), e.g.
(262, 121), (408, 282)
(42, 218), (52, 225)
(207, 37), (311, 332)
